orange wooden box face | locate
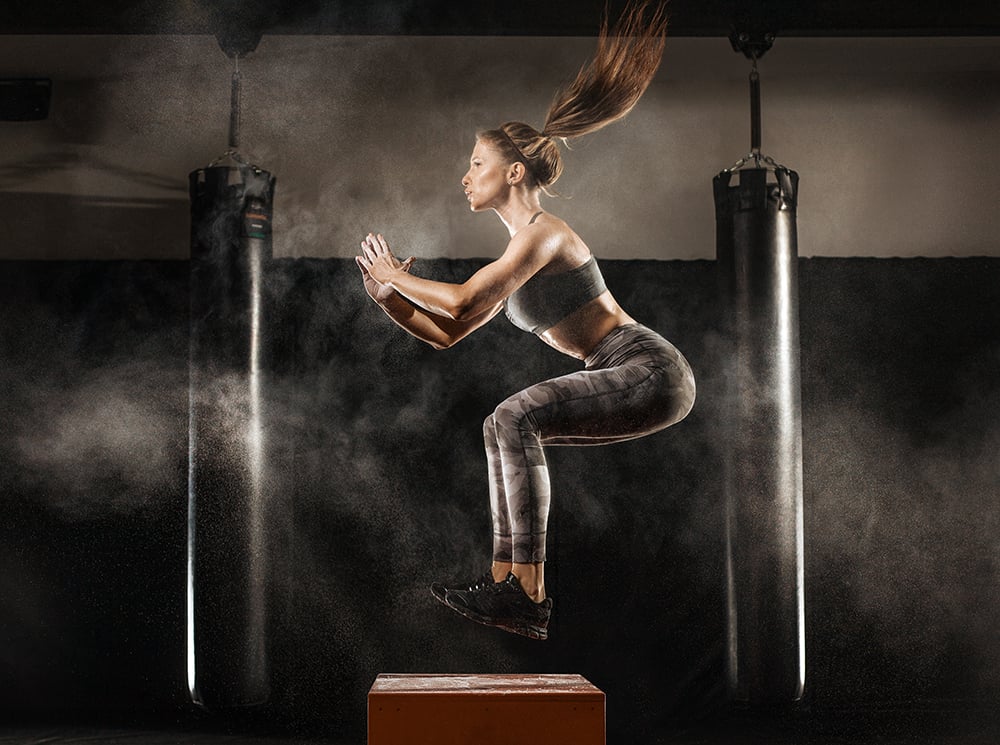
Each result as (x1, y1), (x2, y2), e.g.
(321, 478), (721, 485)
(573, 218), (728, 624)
(368, 674), (606, 745)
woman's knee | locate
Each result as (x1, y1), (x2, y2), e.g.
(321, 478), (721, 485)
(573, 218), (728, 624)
(483, 413), (502, 451)
(492, 396), (535, 439)
(676, 369), (697, 424)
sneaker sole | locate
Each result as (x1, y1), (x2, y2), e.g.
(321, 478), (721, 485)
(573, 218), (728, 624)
(431, 588), (549, 641)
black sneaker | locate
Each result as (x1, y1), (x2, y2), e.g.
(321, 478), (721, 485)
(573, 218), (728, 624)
(441, 572), (552, 641)
(430, 571), (496, 605)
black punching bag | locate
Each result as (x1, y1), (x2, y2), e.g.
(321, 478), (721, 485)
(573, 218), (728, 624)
(187, 163), (275, 708)
(714, 165), (805, 704)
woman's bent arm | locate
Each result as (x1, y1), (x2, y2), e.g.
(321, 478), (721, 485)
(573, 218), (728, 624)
(357, 255), (500, 349)
(361, 231), (551, 321)
(373, 292), (502, 350)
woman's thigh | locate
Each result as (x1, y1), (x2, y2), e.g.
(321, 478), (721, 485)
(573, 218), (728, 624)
(499, 361), (692, 447)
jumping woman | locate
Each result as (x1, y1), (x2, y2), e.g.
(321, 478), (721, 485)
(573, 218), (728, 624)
(356, 0), (695, 640)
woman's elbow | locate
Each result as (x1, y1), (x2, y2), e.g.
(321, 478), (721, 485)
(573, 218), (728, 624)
(445, 290), (485, 322)
(427, 333), (462, 351)
(444, 301), (474, 322)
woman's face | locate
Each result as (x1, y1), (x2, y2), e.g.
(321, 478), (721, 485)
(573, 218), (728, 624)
(461, 139), (510, 212)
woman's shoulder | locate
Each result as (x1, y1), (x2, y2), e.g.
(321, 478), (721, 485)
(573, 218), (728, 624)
(529, 213), (592, 270)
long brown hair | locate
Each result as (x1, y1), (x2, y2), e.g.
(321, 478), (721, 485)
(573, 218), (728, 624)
(479, 0), (668, 191)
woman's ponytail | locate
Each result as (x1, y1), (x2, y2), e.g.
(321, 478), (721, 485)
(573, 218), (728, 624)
(543, 0), (667, 142)
(479, 1), (667, 191)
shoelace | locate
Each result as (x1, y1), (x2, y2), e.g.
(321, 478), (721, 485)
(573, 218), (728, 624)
(465, 573), (497, 593)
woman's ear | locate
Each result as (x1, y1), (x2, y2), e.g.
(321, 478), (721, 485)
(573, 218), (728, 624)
(507, 162), (526, 186)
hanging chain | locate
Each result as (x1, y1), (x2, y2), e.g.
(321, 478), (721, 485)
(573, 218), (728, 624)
(725, 53), (785, 174)
(749, 55), (761, 162)
(229, 54), (241, 151)
(209, 54), (248, 167)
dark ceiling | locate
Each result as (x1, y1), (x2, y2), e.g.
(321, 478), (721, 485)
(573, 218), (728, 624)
(3, 0), (999, 37)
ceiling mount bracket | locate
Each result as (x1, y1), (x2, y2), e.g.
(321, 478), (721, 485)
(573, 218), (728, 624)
(729, 26), (775, 61)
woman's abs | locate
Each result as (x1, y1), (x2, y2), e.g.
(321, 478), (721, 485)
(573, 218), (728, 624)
(538, 292), (635, 360)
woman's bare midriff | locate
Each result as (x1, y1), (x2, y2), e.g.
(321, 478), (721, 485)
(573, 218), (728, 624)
(538, 291), (636, 360)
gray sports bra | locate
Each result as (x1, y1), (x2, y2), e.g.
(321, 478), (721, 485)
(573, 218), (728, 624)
(504, 213), (608, 335)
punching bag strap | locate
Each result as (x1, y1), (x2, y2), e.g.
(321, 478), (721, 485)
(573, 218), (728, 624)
(774, 167), (799, 210)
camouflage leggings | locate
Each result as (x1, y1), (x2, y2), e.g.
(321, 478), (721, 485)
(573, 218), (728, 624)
(484, 323), (696, 564)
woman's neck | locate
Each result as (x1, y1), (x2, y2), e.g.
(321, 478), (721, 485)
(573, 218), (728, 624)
(494, 191), (543, 237)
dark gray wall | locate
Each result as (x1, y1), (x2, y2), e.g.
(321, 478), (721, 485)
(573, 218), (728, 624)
(2, 35), (999, 260)
(1, 255), (997, 741)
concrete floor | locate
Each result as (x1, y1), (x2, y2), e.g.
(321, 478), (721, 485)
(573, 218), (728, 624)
(2, 709), (998, 745)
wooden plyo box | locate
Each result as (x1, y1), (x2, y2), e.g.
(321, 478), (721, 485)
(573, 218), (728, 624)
(368, 673), (606, 745)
